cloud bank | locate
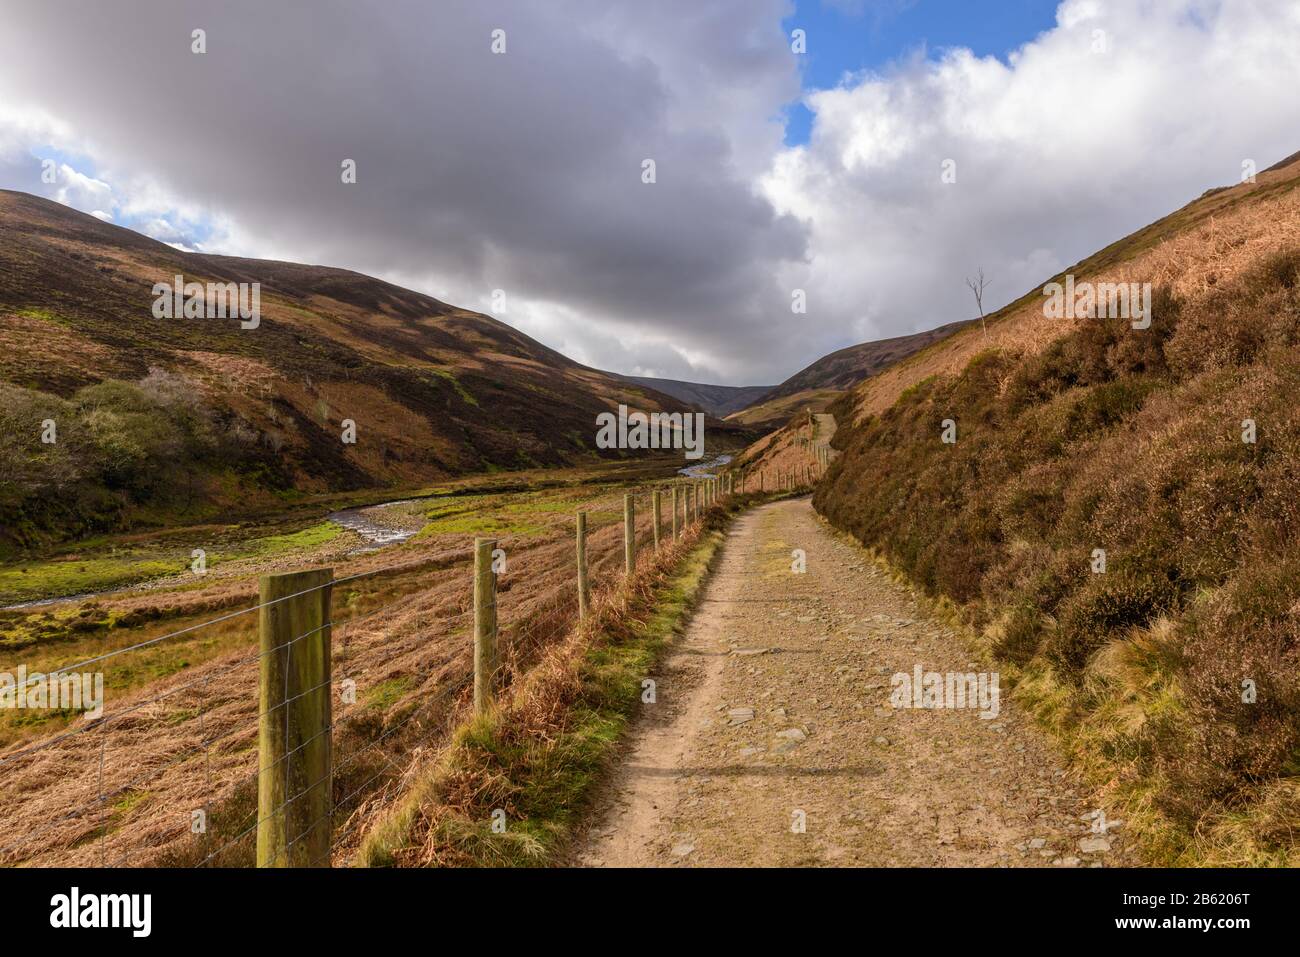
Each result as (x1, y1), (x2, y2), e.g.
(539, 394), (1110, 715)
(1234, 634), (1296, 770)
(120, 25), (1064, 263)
(1, 0), (1298, 384)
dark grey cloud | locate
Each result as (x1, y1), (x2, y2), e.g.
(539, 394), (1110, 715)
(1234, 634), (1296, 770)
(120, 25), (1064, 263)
(0, 0), (807, 382)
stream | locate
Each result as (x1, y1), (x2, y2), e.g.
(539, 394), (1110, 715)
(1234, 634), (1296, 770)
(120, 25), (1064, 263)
(325, 498), (424, 553)
(677, 454), (732, 479)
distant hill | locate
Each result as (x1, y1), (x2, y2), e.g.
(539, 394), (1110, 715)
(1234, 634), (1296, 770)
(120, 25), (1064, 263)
(0, 190), (708, 549)
(724, 321), (971, 428)
(755, 320), (973, 404)
(724, 387), (842, 429)
(620, 375), (772, 417)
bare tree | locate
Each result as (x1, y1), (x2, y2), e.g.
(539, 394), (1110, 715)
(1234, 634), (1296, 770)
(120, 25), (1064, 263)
(965, 268), (990, 336)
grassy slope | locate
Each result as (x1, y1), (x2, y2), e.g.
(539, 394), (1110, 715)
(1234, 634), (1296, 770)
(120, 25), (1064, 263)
(814, 161), (1300, 865)
(723, 320), (974, 431)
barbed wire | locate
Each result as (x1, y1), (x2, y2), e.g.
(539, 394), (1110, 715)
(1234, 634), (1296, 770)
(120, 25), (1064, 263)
(287, 684), (467, 866)
(0, 587), (457, 862)
(0, 697), (349, 862)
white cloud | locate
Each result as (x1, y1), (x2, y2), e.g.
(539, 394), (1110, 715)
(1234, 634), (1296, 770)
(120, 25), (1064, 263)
(52, 164), (114, 215)
(761, 0), (1300, 364)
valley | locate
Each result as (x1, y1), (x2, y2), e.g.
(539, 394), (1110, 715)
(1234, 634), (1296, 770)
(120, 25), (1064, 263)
(4, 148), (1300, 874)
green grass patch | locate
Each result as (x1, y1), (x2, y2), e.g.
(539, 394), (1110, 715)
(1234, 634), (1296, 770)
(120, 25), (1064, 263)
(429, 369), (479, 407)
(15, 307), (73, 327)
(232, 521), (342, 558)
(0, 520), (341, 606)
(365, 676), (414, 711)
(0, 554), (181, 606)
(413, 497), (549, 538)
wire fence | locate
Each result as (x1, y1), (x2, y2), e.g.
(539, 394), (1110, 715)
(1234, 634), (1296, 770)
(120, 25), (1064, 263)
(0, 473), (755, 868)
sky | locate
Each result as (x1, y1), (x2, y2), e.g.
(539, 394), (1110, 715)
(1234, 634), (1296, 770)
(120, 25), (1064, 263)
(781, 0), (1062, 145)
(1, 0), (1299, 386)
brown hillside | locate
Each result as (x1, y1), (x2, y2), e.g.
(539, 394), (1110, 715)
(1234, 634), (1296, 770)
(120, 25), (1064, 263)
(727, 320), (970, 429)
(0, 190), (722, 549)
(725, 386), (842, 429)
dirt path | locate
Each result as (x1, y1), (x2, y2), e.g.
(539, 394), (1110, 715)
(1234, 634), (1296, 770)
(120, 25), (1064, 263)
(576, 497), (1134, 868)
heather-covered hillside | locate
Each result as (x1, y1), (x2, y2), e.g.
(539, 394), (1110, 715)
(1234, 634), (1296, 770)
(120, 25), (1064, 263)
(815, 161), (1300, 864)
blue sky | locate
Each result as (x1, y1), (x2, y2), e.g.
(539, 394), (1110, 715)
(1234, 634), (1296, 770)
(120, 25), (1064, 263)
(783, 0), (1061, 144)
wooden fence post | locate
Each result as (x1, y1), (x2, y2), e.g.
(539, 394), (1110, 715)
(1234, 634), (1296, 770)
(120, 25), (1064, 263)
(257, 567), (333, 868)
(652, 490), (661, 551)
(576, 512), (590, 620)
(624, 494), (635, 576)
(671, 486), (680, 540)
(474, 538), (498, 716)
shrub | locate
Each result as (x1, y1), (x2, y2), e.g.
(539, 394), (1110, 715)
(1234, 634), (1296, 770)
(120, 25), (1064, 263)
(1050, 565), (1181, 674)
(0, 369), (270, 549)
